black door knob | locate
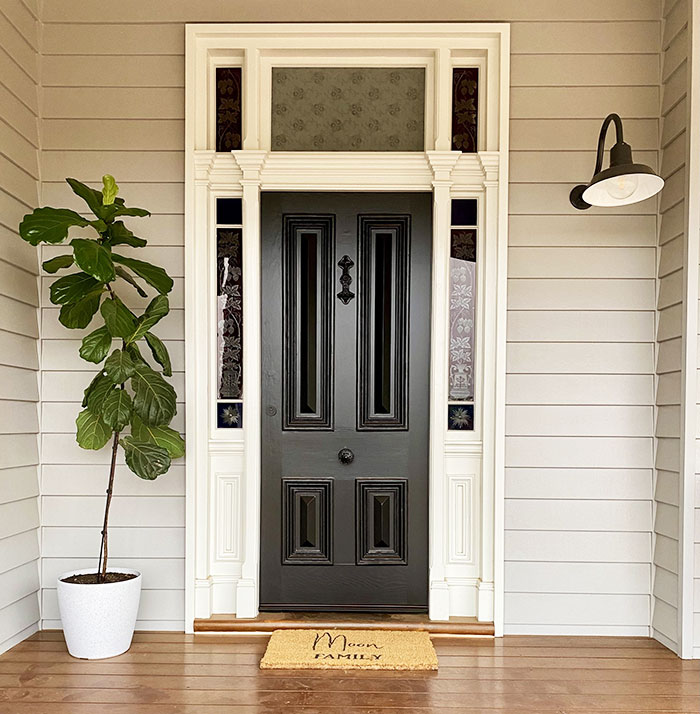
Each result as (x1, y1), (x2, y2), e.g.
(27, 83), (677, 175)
(337, 448), (354, 465)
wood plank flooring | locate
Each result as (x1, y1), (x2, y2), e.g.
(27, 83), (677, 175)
(0, 631), (698, 712)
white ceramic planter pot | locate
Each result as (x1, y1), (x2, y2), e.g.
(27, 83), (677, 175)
(57, 567), (141, 659)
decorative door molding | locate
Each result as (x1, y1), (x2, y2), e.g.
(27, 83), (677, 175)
(185, 22), (510, 633)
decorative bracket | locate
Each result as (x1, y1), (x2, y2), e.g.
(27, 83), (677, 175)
(337, 255), (355, 305)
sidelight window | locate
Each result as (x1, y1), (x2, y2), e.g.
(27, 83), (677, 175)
(216, 198), (243, 428)
(448, 199), (477, 431)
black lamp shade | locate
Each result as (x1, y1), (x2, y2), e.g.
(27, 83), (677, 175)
(570, 114), (664, 209)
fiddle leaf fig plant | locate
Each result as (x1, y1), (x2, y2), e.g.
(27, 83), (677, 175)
(19, 176), (184, 582)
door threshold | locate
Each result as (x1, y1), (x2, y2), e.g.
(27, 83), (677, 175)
(194, 612), (494, 636)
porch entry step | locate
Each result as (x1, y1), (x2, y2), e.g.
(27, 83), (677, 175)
(194, 612), (494, 636)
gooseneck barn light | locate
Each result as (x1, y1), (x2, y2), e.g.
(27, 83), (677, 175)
(570, 113), (664, 210)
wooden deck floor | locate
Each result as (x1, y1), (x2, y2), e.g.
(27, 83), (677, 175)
(0, 631), (698, 713)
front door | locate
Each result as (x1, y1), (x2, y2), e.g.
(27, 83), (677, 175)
(260, 192), (432, 611)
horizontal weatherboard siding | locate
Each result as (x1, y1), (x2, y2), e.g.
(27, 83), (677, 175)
(38, 3), (661, 636)
(0, 0), (41, 654)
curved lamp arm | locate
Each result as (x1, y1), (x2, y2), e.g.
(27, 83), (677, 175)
(570, 112), (629, 210)
(592, 113), (623, 177)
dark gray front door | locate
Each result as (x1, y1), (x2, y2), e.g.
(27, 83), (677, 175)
(260, 192), (431, 611)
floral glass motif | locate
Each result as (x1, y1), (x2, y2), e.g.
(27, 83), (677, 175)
(217, 227), (243, 400)
(270, 67), (425, 151)
(451, 68), (478, 153)
(449, 229), (476, 403)
(217, 401), (243, 429)
(448, 404), (474, 431)
(215, 67), (242, 152)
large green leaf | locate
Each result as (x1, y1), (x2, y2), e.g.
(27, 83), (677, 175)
(128, 295), (169, 342)
(66, 178), (104, 216)
(120, 436), (170, 480)
(111, 205), (150, 218)
(84, 374), (116, 414)
(131, 414), (184, 458)
(107, 221), (147, 248)
(102, 175), (119, 205)
(58, 292), (102, 329)
(115, 266), (147, 297)
(125, 342), (148, 367)
(19, 207), (90, 245)
(79, 325), (112, 363)
(100, 297), (137, 338)
(71, 239), (116, 283)
(102, 388), (132, 430)
(112, 254), (172, 294)
(42, 255), (74, 274)
(76, 408), (112, 450)
(144, 331), (172, 377)
(49, 272), (102, 305)
(130, 364), (177, 426)
(104, 348), (136, 384)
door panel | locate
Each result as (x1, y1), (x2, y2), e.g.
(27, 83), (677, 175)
(261, 192), (431, 611)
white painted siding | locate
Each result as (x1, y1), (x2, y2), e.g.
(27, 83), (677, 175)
(38, 1), (661, 633)
(651, 0), (690, 654)
(0, 0), (41, 653)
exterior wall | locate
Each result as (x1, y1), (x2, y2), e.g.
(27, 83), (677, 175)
(504, 12), (660, 635)
(39, 1), (661, 633)
(0, 0), (42, 653)
(652, 0), (691, 654)
(690, 2), (700, 659)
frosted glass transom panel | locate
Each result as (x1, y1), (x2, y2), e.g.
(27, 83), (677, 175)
(270, 67), (425, 151)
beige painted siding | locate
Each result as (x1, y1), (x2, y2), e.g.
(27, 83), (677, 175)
(651, 0), (689, 652)
(39, 1), (661, 632)
(0, 0), (41, 653)
(505, 11), (659, 633)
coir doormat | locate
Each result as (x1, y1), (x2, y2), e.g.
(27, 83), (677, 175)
(259, 629), (438, 670)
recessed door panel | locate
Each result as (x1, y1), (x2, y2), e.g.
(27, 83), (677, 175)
(282, 216), (334, 430)
(261, 192), (431, 611)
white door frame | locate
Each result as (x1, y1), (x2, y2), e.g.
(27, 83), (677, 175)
(184, 22), (510, 634)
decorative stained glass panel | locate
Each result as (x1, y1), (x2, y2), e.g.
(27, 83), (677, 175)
(451, 68), (478, 153)
(215, 67), (242, 152)
(448, 229), (476, 403)
(217, 401), (242, 429)
(270, 67), (425, 151)
(448, 404), (474, 431)
(217, 228), (243, 400)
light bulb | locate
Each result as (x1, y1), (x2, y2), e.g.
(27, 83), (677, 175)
(605, 174), (638, 200)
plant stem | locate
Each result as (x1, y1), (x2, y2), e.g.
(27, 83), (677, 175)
(98, 430), (120, 582)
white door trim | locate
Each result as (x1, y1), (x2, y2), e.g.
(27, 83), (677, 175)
(184, 22), (510, 633)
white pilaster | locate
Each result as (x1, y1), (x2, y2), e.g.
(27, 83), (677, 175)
(426, 150), (461, 621)
(232, 150), (267, 618)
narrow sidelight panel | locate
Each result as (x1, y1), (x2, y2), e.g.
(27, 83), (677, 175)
(358, 216), (410, 430)
(217, 228), (243, 400)
(283, 215), (334, 429)
(448, 229), (476, 403)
